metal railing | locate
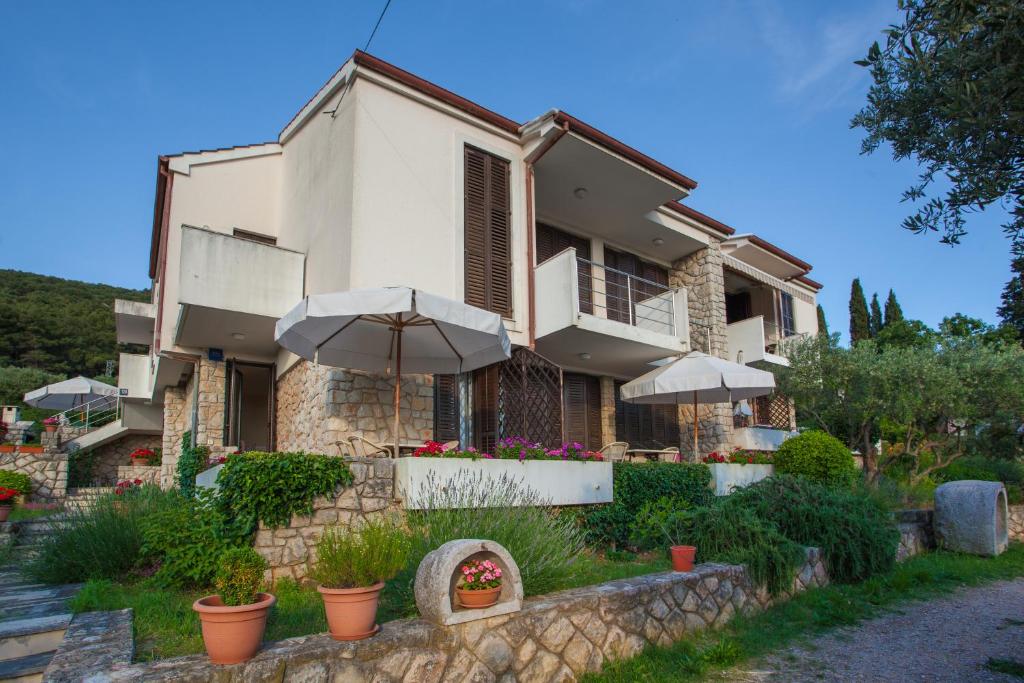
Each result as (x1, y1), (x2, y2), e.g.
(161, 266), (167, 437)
(575, 257), (677, 336)
(52, 395), (122, 434)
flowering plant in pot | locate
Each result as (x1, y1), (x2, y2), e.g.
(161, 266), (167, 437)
(630, 496), (697, 572)
(0, 487), (17, 523)
(129, 448), (156, 466)
(193, 547), (274, 665)
(42, 416), (60, 433)
(455, 558), (503, 608)
(309, 516), (410, 641)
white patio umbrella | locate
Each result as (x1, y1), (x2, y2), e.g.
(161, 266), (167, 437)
(619, 351), (776, 459)
(275, 287), (511, 457)
(23, 376), (118, 411)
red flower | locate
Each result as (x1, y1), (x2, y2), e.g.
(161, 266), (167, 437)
(0, 487), (18, 503)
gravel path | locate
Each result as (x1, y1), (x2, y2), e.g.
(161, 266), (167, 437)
(725, 579), (1024, 682)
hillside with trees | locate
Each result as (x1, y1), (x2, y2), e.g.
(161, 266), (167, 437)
(0, 269), (149, 379)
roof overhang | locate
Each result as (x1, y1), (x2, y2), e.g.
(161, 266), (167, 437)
(721, 234), (811, 280)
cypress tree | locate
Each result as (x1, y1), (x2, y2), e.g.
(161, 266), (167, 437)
(869, 293), (883, 336)
(849, 279), (871, 344)
(884, 289), (904, 326)
(816, 304), (829, 337)
(997, 254), (1024, 342)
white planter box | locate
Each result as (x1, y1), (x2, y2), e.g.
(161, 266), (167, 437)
(708, 463), (774, 496)
(395, 457), (613, 509)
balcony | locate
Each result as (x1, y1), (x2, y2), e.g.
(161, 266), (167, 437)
(175, 225), (305, 355)
(726, 316), (804, 367)
(534, 248), (688, 376)
(117, 353), (151, 400)
(114, 299), (155, 345)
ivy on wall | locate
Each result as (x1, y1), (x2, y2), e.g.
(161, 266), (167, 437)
(176, 431), (208, 498)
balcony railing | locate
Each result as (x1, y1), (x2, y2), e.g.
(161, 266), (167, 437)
(574, 257), (677, 336)
(726, 315), (805, 366)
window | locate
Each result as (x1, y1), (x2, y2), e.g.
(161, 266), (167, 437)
(562, 373), (602, 450)
(433, 374), (460, 443)
(464, 145), (512, 316)
(536, 223), (593, 314)
(614, 380), (679, 449)
(780, 292), (795, 337)
(603, 247), (669, 325)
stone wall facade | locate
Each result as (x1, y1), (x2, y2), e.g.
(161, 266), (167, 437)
(160, 358), (230, 488)
(1010, 504), (1024, 543)
(275, 360), (433, 456)
(97, 549), (828, 682)
(77, 434), (162, 487)
(598, 376), (617, 447)
(254, 456), (402, 581)
(160, 383), (192, 488)
(116, 464), (161, 486)
(0, 445), (68, 502)
(671, 244), (732, 456)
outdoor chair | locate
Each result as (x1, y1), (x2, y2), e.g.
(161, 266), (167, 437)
(657, 447), (681, 463)
(347, 435), (392, 458)
(333, 440), (355, 457)
(598, 441), (629, 462)
(441, 440), (459, 451)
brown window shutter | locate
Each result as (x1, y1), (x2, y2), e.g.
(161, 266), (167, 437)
(472, 364), (500, 452)
(433, 374), (460, 443)
(464, 145), (512, 316)
(614, 380), (679, 449)
(562, 373), (602, 450)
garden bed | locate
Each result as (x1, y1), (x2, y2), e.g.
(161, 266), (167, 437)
(395, 456), (613, 508)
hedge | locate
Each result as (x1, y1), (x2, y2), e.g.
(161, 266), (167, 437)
(774, 430), (857, 487)
(582, 462), (712, 549)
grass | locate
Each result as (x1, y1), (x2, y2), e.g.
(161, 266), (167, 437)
(70, 550), (669, 660)
(583, 543), (1024, 682)
(8, 505), (62, 522)
(986, 657), (1024, 678)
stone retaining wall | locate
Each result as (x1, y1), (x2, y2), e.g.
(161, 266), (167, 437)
(79, 434), (162, 486)
(895, 509), (935, 562)
(253, 457), (402, 581)
(96, 549), (828, 682)
(0, 445), (68, 501)
(1010, 504), (1023, 542)
(116, 464), (161, 486)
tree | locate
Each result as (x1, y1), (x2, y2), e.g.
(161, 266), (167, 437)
(884, 289), (904, 326)
(869, 293), (883, 337)
(777, 335), (1024, 483)
(816, 304), (829, 337)
(998, 254), (1024, 341)
(939, 313), (1019, 347)
(852, 0), (1024, 248)
(849, 278), (871, 344)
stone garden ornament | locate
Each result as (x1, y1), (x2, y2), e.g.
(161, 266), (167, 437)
(275, 287), (511, 458)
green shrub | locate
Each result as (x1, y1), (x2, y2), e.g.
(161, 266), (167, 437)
(0, 470), (32, 496)
(310, 516), (410, 589)
(686, 502), (805, 596)
(726, 476), (900, 582)
(629, 496), (692, 549)
(582, 463), (713, 549)
(176, 431), (208, 498)
(214, 451), (353, 542)
(385, 471), (588, 617)
(140, 489), (242, 588)
(938, 457), (1024, 504)
(214, 548), (267, 606)
(27, 485), (176, 584)
(774, 431), (857, 487)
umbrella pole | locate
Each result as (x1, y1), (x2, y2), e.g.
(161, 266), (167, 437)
(392, 326), (402, 459)
(692, 393), (699, 461)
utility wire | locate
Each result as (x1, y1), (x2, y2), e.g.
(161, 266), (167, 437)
(325, 0), (394, 118)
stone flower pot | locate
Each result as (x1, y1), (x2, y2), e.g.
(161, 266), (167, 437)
(670, 545), (697, 572)
(456, 585), (501, 609)
(318, 582), (384, 641)
(0, 504), (11, 523)
(192, 592), (275, 664)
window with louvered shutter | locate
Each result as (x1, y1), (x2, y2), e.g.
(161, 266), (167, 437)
(472, 364), (500, 452)
(536, 223), (593, 314)
(614, 380), (679, 449)
(562, 373), (602, 450)
(464, 145), (512, 316)
(433, 374), (460, 443)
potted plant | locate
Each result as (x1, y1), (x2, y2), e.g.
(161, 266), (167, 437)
(129, 447), (156, 466)
(42, 416), (60, 433)
(455, 558), (503, 608)
(193, 548), (275, 665)
(631, 497), (697, 572)
(310, 516), (410, 641)
(0, 487), (17, 522)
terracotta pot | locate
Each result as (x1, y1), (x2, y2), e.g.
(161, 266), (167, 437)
(456, 585), (502, 609)
(193, 592), (275, 665)
(45, 425), (57, 433)
(0, 505), (11, 523)
(20, 446), (44, 454)
(0, 445), (13, 453)
(131, 458), (152, 466)
(318, 582), (384, 641)
(670, 545), (697, 572)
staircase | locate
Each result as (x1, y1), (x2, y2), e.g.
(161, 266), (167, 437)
(63, 489), (114, 514)
(0, 524), (80, 683)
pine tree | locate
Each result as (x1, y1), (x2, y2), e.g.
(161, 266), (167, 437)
(849, 278), (871, 344)
(884, 289), (904, 326)
(816, 304), (829, 337)
(869, 293), (883, 337)
(997, 254), (1024, 342)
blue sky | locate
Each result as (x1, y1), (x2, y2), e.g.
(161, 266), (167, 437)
(0, 1), (1012, 342)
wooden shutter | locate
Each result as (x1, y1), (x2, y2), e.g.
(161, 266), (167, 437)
(614, 380), (679, 449)
(563, 373), (602, 450)
(472, 365), (500, 452)
(433, 374), (460, 443)
(464, 145), (512, 316)
(536, 223), (593, 314)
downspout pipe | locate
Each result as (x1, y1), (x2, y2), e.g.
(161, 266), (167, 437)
(523, 120), (569, 348)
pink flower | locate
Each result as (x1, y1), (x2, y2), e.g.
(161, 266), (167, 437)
(466, 575), (474, 583)
(494, 568), (502, 577)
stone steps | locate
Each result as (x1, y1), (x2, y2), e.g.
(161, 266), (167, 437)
(0, 650), (51, 683)
(63, 488), (114, 513)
